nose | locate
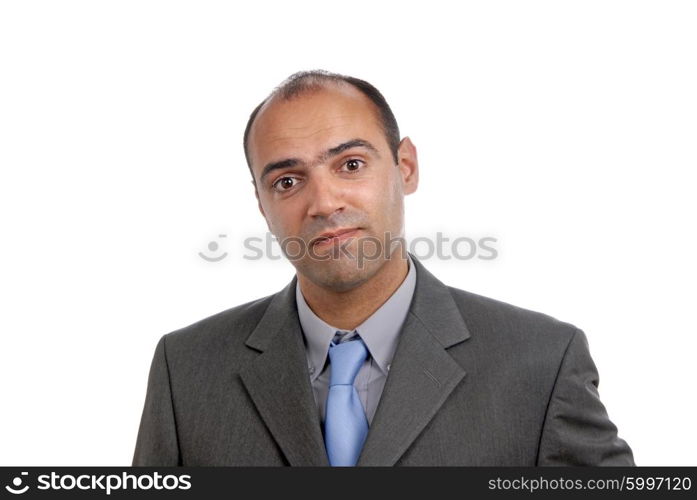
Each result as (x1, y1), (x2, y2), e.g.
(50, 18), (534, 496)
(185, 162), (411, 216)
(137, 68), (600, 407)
(306, 170), (346, 218)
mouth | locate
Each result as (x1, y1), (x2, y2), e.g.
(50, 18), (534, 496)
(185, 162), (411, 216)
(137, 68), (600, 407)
(312, 227), (361, 247)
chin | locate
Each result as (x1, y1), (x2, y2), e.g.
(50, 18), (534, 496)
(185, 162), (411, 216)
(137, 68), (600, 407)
(299, 256), (377, 292)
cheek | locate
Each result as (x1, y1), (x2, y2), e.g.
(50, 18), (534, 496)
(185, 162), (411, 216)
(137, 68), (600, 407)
(265, 206), (303, 238)
(366, 177), (403, 225)
(384, 176), (405, 227)
(382, 169), (403, 207)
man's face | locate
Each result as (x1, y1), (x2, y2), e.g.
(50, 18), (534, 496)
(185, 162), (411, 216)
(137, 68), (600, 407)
(247, 83), (418, 292)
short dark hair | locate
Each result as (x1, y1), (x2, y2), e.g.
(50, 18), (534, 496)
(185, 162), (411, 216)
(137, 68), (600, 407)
(243, 70), (401, 183)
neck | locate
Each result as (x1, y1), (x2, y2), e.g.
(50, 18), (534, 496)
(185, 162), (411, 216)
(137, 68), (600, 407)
(297, 253), (409, 331)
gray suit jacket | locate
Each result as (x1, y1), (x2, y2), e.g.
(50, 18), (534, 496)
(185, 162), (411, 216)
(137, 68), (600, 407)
(132, 254), (634, 466)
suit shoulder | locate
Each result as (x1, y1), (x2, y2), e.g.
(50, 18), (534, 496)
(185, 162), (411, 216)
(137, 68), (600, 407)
(162, 292), (276, 350)
(446, 285), (580, 348)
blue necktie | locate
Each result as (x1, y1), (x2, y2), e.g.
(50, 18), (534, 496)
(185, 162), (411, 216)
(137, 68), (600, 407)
(324, 333), (369, 466)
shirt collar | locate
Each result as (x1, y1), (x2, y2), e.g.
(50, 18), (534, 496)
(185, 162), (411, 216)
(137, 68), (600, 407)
(296, 254), (417, 381)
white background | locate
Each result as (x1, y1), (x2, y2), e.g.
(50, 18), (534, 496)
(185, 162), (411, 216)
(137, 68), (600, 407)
(1, 0), (695, 466)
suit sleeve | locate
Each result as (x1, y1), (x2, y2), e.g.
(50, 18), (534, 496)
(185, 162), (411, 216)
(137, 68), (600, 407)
(537, 328), (635, 465)
(132, 334), (181, 466)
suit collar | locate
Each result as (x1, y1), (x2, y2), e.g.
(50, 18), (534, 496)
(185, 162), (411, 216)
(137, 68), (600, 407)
(401, 252), (471, 348)
(245, 252), (469, 349)
(240, 252), (471, 466)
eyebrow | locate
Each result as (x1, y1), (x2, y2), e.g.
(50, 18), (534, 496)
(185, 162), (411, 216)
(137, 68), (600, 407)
(259, 138), (380, 183)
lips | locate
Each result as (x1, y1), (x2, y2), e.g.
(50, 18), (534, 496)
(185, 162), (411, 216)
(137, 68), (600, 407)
(312, 227), (360, 246)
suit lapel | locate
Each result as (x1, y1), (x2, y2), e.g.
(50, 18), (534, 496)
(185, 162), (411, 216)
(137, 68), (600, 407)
(239, 276), (329, 466)
(238, 253), (471, 467)
(357, 255), (471, 466)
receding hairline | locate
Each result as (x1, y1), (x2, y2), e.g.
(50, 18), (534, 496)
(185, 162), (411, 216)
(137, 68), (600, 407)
(243, 70), (402, 181)
(252, 79), (383, 132)
(246, 80), (387, 164)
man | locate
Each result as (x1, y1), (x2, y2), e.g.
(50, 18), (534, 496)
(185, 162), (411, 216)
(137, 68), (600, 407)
(132, 70), (634, 466)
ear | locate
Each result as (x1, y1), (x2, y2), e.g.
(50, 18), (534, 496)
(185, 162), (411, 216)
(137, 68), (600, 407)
(396, 136), (419, 195)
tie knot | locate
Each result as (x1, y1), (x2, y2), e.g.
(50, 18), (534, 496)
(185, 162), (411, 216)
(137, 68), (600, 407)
(328, 334), (367, 386)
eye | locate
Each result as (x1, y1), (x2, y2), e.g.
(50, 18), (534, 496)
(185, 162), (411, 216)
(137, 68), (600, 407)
(342, 158), (365, 173)
(272, 176), (301, 192)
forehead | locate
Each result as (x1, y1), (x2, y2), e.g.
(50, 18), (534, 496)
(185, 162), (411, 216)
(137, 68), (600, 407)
(248, 83), (385, 172)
